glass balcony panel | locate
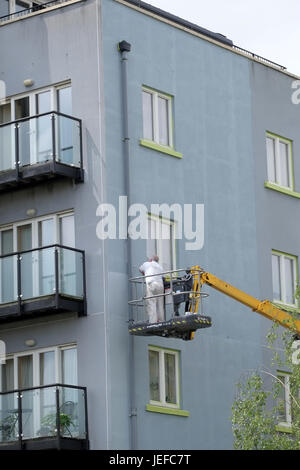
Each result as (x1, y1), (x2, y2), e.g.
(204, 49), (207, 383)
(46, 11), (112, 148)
(0, 392), (19, 443)
(18, 120), (32, 167)
(36, 115), (53, 163)
(0, 255), (18, 305)
(56, 115), (81, 167)
(21, 389), (35, 440)
(20, 248), (55, 300)
(36, 387), (57, 439)
(0, 124), (14, 172)
(58, 248), (83, 299)
(58, 386), (86, 439)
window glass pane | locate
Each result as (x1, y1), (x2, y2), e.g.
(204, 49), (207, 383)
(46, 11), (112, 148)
(0, 103), (11, 124)
(1, 359), (14, 392)
(15, 97), (30, 120)
(272, 254), (281, 301)
(18, 355), (33, 389)
(15, 1), (30, 13)
(0, 1), (9, 17)
(284, 257), (295, 304)
(60, 215), (75, 247)
(158, 96), (169, 146)
(164, 353), (176, 404)
(266, 137), (276, 183)
(1, 229), (14, 304)
(142, 91), (153, 141)
(62, 348), (77, 386)
(57, 87), (72, 115)
(147, 218), (157, 260)
(277, 375), (286, 422)
(161, 222), (172, 271)
(36, 91), (51, 114)
(149, 350), (160, 402)
(279, 141), (290, 187)
(40, 351), (55, 386)
(38, 219), (54, 247)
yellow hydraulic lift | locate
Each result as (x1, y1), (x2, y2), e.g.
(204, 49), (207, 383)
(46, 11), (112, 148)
(199, 268), (300, 335)
(129, 265), (300, 341)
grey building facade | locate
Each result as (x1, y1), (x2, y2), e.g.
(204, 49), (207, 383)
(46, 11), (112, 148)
(0, 0), (298, 450)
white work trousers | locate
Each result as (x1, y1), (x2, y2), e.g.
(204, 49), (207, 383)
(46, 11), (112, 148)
(146, 281), (164, 323)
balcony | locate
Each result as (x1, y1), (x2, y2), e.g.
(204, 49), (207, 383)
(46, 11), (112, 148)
(0, 384), (89, 450)
(0, 1), (75, 25)
(0, 244), (86, 323)
(0, 111), (84, 193)
(129, 267), (212, 341)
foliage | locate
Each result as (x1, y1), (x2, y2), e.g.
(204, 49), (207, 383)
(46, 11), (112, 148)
(232, 322), (300, 450)
(38, 412), (73, 437)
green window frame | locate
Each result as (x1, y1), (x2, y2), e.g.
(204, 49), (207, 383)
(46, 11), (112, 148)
(271, 250), (298, 309)
(265, 132), (294, 191)
(148, 346), (180, 409)
(140, 86), (182, 159)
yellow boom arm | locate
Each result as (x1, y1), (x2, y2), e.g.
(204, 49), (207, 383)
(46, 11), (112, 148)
(199, 271), (300, 335)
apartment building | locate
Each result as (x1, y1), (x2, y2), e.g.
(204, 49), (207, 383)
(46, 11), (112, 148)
(0, 0), (298, 450)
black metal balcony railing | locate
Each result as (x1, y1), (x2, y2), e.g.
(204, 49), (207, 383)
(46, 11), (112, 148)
(128, 268), (212, 340)
(0, 111), (83, 192)
(0, 244), (86, 323)
(0, 1), (70, 24)
(0, 384), (89, 450)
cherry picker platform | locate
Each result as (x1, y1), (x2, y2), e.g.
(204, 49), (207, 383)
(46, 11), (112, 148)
(128, 267), (211, 341)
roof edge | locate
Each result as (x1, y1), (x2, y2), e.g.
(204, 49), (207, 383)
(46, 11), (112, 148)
(120, 0), (234, 47)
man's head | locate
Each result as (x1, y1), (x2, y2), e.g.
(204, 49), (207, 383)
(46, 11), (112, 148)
(152, 255), (159, 262)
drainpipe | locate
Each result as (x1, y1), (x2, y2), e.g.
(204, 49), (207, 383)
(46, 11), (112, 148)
(118, 40), (137, 450)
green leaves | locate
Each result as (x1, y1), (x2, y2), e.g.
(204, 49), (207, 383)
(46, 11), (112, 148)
(231, 328), (300, 450)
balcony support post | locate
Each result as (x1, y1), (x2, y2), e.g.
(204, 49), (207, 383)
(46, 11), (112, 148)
(17, 254), (22, 316)
(54, 247), (59, 309)
(15, 124), (21, 182)
(55, 386), (61, 451)
(17, 391), (23, 450)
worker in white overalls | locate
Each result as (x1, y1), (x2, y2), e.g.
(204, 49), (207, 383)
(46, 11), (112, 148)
(139, 255), (165, 324)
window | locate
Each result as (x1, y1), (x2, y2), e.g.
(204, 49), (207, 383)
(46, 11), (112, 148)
(148, 346), (180, 408)
(147, 215), (176, 272)
(0, 83), (72, 169)
(272, 251), (298, 307)
(142, 87), (172, 147)
(0, 212), (75, 303)
(2, 0), (47, 16)
(277, 372), (292, 428)
(266, 133), (293, 189)
(0, 345), (77, 439)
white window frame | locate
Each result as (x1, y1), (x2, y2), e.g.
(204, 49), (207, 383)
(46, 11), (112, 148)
(0, 344), (77, 439)
(142, 86), (173, 148)
(147, 214), (176, 272)
(266, 132), (293, 190)
(277, 372), (292, 428)
(271, 250), (298, 308)
(0, 210), (74, 252)
(0, 211), (74, 303)
(148, 346), (180, 409)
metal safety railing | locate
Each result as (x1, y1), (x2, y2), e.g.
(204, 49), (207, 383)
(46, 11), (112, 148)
(0, 1), (70, 24)
(0, 111), (83, 175)
(0, 383), (88, 449)
(129, 267), (209, 324)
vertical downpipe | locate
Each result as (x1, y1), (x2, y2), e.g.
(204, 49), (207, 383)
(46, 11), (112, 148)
(118, 40), (137, 450)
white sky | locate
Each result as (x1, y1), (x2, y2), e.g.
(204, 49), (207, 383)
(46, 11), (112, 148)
(147, 0), (300, 76)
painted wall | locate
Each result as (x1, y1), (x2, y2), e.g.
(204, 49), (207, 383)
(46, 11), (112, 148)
(0, 0), (111, 450)
(102, 0), (263, 450)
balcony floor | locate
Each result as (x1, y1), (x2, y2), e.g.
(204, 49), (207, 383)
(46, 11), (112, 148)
(0, 436), (89, 450)
(0, 161), (83, 193)
(0, 294), (85, 324)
